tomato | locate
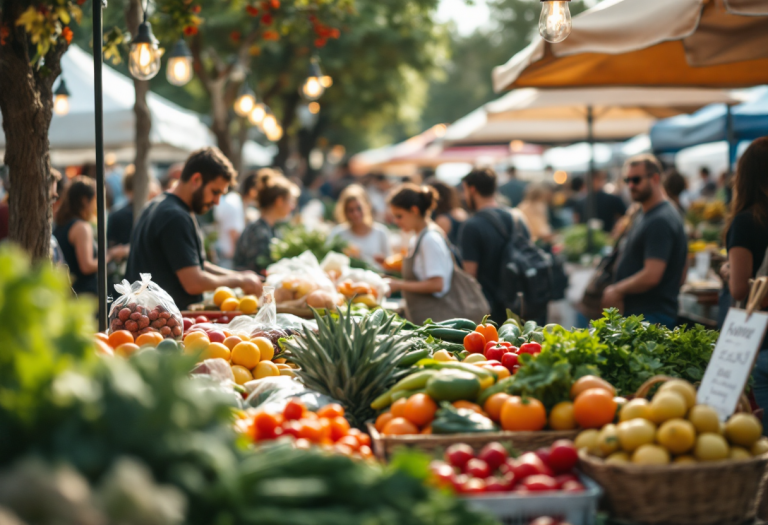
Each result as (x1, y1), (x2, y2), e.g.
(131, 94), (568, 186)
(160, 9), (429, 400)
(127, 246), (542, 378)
(195, 315), (209, 324)
(461, 477), (487, 494)
(501, 352), (519, 371)
(283, 398), (306, 421)
(519, 342), (542, 355)
(500, 396), (547, 431)
(478, 442), (508, 471)
(562, 480), (585, 492)
(445, 443), (475, 469)
(463, 331), (486, 354)
(522, 474), (558, 492)
(465, 458), (491, 478)
(484, 343), (506, 362)
(451, 473), (469, 492)
(512, 453), (552, 480)
(554, 473), (579, 488)
(430, 461), (455, 487)
(183, 318), (194, 330)
(484, 476), (511, 493)
(317, 403), (345, 419)
(548, 440), (578, 473)
(475, 321), (499, 343)
(512, 365), (521, 374)
(281, 420), (302, 439)
(534, 447), (551, 467)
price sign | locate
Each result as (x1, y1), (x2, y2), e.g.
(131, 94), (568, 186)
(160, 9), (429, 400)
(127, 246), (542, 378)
(697, 308), (768, 421)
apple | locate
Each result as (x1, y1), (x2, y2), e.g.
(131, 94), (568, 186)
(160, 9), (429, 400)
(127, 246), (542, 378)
(195, 315), (209, 324)
(208, 330), (227, 343)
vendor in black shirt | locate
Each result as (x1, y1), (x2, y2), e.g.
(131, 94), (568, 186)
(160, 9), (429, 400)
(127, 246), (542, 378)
(573, 170), (627, 233)
(125, 147), (262, 310)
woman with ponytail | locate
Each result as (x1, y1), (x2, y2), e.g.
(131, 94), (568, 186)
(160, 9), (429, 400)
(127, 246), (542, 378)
(233, 169), (299, 275)
(387, 183), (488, 324)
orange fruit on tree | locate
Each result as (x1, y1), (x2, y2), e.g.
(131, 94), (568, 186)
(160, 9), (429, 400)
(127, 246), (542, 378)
(382, 417), (419, 435)
(375, 411), (393, 432)
(574, 388), (618, 429)
(549, 401), (577, 430)
(484, 393), (512, 422)
(231, 341), (260, 368)
(403, 393), (438, 427)
(108, 330), (134, 348)
(114, 343), (140, 358)
(223, 335), (243, 350)
(453, 400), (488, 417)
(317, 403), (345, 419)
(500, 396), (547, 431)
(391, 398), (408, 418)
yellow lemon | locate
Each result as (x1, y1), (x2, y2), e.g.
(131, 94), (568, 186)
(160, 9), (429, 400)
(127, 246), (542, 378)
(619, 398), (652, 422)
(213, 287), (235, 307)
(549, 401), (577, 431)
(656, 419), (696, 455)
(694, 433), (729, 461)
(231, 341), (261, 369)
(253, 361), (280, 379)
(730, 447), (752, 460)
(605, 451), (631, 464)
(463, 354), (487, 364)
(617, 418), (656, 452)
(574, 429), (602, 456)
(433, 349), (455, 362)
(223, 335), (243, 351)
(203, 342), (231, 361)
(688, 405), (720, 434)
(598, 424), (620, 456)
(649, 391), (687, 424)
(221, 297), (240, 312)
(231, 365), (253, 385)
(632, 444), (670, 465)
(751, 437), (768, 456)
(239, 295), (258, 314)
(184, 330), (209, 344)
(725, 413), (763, 448)
(658, 379), (697, 410)
(252, 336), (275, 361)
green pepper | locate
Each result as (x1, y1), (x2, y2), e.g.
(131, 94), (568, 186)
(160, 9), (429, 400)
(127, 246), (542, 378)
(431, 402), (497, 434)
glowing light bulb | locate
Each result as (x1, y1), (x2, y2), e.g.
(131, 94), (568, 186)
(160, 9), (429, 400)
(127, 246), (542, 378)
(166, 39), (193, 86)
(248, 103), (267, 125)
(539, 1), (572, 43)
(320, 75), (333, 88)
(266, 124), (283, 142)
(54, 94), (70, 116)
(128, 21), (163, 80)
(553, 170), (568, 185)
(235, 94), (255, 117)
(308, 102), (320, 114)
(261, 114), (278, 135)
(301, 76), (324, 101)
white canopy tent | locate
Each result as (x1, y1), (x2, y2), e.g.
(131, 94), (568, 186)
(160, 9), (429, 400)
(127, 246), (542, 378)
(0, 45), (215, 164)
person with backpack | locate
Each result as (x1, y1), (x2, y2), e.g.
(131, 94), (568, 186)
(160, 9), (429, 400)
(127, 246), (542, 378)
(459, 168), (553, 326)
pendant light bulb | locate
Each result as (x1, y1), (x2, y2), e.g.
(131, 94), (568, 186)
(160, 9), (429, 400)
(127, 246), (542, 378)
(166, 39), (193, 86)
(539, 0), (572, 43)
(129, 20), (163, 80)
(53, 77), (71, 116)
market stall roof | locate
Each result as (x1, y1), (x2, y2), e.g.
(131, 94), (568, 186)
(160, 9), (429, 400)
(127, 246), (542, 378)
(0, 45), (213, 157)
(492, 0), (768, 93)
(442, 87), (740, 145)
(349, 124), (447, 175)
(380, 143), (543, 168)
(650, 86), (768, 153)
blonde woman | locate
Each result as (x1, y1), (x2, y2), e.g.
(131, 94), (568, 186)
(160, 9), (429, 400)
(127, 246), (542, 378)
(329, 184), (391, 267)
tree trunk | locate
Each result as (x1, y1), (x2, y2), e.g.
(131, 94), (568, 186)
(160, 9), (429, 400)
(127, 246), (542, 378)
(0, 18), (65, 260)
(273, 91), (300, 169)
(233, 117), (248, 174)
(126, 0), (152, 223)
(209, 78), (234, 162)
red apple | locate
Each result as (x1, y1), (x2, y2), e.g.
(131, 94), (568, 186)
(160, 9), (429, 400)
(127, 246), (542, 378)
(195, 315), (209, 324)
(208, 330), (226, 343)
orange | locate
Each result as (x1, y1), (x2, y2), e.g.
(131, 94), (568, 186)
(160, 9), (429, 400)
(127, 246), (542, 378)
(549, 401), (578, 430)
(231, 341), (260, 368)
(375, 411), (393, 432)
(329, 416), (351, 441)
(421, 425), (433, 434)
(221, 297), (240, 312)
(317, 417), (332, 441)
(484, 393), (512, 422)
(239, 295), (258, 314)
(359, 445), (374, 458)
(95, 332), (110, 344)
(382, 417), (419, 435)
(336, 435), (360, 450)
(223, 336), (243, 351)
(213, 286), (235, 307)
(403, 394), (438, 427)
(108, 330), (134, 348)
(391, 398), (408, 418)
(485, 365), (511, 380)
(574, 388), (618, 429)
(500, 396), (547, 431)
(114, 343), (140, 358)
(136, 332), (162, 347)
(253, 361), (280, 379)
(571, 375), (616, 399)
(317, 403), (345, 419)
(348, 428), (371, 447)
(203, 342), (231, 361)
(453, 400), (488, 417)
(231, 365), (253, 385)
(95, 339), (114, 356)
(251, 336), (275, 361)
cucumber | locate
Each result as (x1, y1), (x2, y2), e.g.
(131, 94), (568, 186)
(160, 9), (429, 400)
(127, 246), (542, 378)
(397, 348), (430, 367)
(370, 390), (392, 410)
(436, 318), (477, 331)
(426, 370), (481, 402)
(425, 327), (471, 343)
(391, 370), (438, 392)
(391, 388), (426, 402)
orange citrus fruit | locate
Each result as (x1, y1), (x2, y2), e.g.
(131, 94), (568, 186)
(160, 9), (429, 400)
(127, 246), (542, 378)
(213, 287), (235, 307)
(136, 332), (162, 347)
(95, 332), (110, 344)
(223, 335), (243, 351)
(375, 411), (393, 432)
(114, 343), (140, 358)
(574, 388), (618, 429)
(231, 341), (260, 368)
(382, 417), (419, 435)
(251, 336), (275, 361)
(95, 339), (114, 356)
(549, 401), (578, 430)
(221, 297), (240, 312)
(500, 396), (547, 431)
(403, 394), (438, 427)
(484, 393), (512, 422)
(239, 295), (258, 314)
(203, 342), (231, 361)
(253, 361), (280, 379)
(108, 330), (134, 348)
(391, 398), (408, 418)
(231, 365), (253, 385)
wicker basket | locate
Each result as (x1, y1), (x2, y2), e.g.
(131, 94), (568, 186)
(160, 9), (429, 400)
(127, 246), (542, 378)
(580, 450), (768, 525)
(367, 423), (579, 460)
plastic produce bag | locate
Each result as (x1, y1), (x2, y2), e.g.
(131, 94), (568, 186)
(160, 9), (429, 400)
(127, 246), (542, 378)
(108, 274), (183, 339)
(244, 376), (336, 413)
(266, 251), (341, 308)
(320, 251), (350, 281)
(225, 287), (312, 344)
(190, 358), (244, 409)
(337, 268), (390, 306)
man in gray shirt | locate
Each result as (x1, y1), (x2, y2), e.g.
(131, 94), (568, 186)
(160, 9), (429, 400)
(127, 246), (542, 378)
(603, 154), (687, 328)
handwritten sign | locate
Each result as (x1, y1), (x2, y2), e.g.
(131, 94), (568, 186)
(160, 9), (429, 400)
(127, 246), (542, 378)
(697, 308), (768, 421)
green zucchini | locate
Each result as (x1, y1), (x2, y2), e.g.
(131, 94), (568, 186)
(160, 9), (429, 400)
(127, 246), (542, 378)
(391, 388), (426, 402)
(436, 318), (477, 331)
(397, 348), (430, 367)
(425, 326), (471, 343)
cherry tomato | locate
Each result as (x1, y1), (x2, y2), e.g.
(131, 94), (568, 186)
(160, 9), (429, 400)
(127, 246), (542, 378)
(465, 458), (491, 478)
(485, 345), (505, 362)
(548, 440), (578, 473)
(478, 442), (508, 471)
(461, 477), (487, 494)
(484, 476), (511, 493)
(520, 342), (542, 355)
(463, 331), (486, 354)
(429, 461), (456, 487)
(562, 480), (586, 492)
(522, 474), (558, 492)
(445, 443), (475, 469)
(554, 473), (579, 488)
(501, 352), (519, 371)
(512, 453), (552, 480)
(195, 315), (209, 324)
(534, 447), (551, 467)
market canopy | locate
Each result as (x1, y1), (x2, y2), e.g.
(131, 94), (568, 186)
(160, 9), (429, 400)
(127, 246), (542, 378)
(650, 86), (768, 153)
(442, 87), (740, 145)
(492, 0), (768, 93)
(0, 45), (214, 162)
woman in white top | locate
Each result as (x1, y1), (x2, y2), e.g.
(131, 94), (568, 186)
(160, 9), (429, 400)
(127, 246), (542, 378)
(329, 184), (391, 268)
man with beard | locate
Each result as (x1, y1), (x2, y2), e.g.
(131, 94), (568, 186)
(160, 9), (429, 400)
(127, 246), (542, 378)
(602, 154), (687, 328)
(459, 167), (531, 325)
(126, 147), (262, 310)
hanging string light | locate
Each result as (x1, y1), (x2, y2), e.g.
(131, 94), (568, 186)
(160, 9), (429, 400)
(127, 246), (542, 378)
(300, 56), (328, 101)
(539, 0), (572, 43)
(166, 39), (193, 86)
(248, 102), (267, 125)
(234, 82), (257, 117)
(53, 77), (71, 116)
(128, 1), (163, 80)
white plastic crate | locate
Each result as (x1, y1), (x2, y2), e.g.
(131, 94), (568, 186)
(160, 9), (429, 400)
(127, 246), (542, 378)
(463, 475), (602, 525)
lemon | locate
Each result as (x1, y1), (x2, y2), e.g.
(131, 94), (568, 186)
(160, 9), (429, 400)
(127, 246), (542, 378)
(231, 365), (253, 385)
(751, 437), (768, 456)
(463, 354), (487, 364)
(606, 451), (631, 464)
(724, 413), (763, 448)
(619, 398), (652, 422)
(729, 447), (752, 460)
(252, 336), (275, 361)
(632, 444), (670, 465)
(184, 333), (210, 354)
(433, 349), (455, 362)
(213, 287), (235, 307)
(656, 419), (696, 455)
(253, 361), (280, 379)
(688, 405), (720, 434)
(239, 295), (258, 314)
(203, 342), (231, 361)
(694, 433), (729, 461)
(673, 455), (696, 464)
(221, 297), (240, 312)
(598, 424), (620, 456)
(617, 418), (657, 452)
(649, 391), (687, 424)
(231, 341), (261, 369)
(575, 429), (601, 456)
(659, 379), (697, 410)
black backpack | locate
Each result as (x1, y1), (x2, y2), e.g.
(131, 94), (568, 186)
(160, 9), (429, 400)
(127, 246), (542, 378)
(478, 209), (554, 318)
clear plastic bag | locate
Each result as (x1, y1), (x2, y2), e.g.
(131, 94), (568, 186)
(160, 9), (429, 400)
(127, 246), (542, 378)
(225, 286), (312, 344)
(337, 268), (390, 306)
(108, 273), (183, 339)
(266, 251), (341, 308)
(244, 376), (336, 413)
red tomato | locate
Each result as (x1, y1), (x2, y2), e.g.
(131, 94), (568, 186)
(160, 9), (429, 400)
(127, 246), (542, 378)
(512, 453), (552, 480)
(195, 315), (209, 324)
(451, 473), (469, 492)
(465, 458), (491, 478)
(281, 420), (302, 438)
(461, 477), (487, 494)
(548, 440), (578, 473)
(463, 331), (486, 354)
(484, 343), (505, 362)
(478, 442), (508, 471)
(522, 475), (558, 492)
(183, 318), (194, 330)
(501, 352), (519, 371)
(484, 360), (502, 367)
(429, 461), (455, 487)
(283, 398), (305, 421)
(534, 447), (551, 467)
(484, 476), (510, 493)
(445, 443), (475, 469)
(512, 365), (521, 374)
(554, 473), (579, 488)
(519, 342), (542, 355)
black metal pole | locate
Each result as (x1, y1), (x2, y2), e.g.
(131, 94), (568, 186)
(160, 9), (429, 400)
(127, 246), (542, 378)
(726, 103), (735, 173)
(586, 105), (595, 253)
(93, 0), (107, 331)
